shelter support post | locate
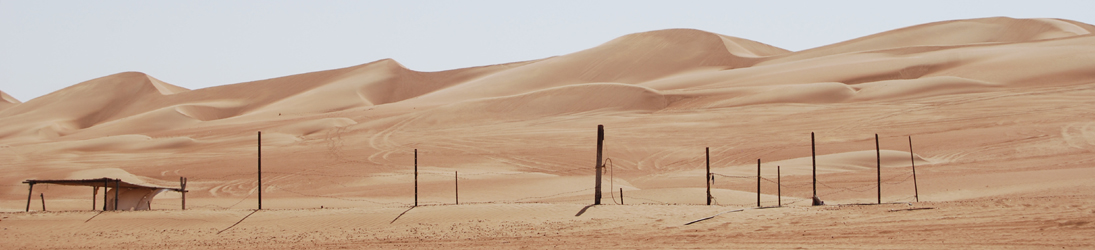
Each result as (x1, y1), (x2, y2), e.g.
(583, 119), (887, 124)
(114, 180), (120, 211)
(25, 183), (33, 212)
(93, 187), (98, 211)
(40, 193), (46, 211)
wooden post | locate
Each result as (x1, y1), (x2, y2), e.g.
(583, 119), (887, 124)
(114, 179), (120, 211)
(757, 159), (761, 208)
(25, 183), (33, 212)
(455, 171), (459, 205)
(258, 131), (262, 210)
(777, 165), (781, 207)
(876, 134), (881, 205)
(706, 147), (711, 206)
(102, 180), (108, 211)
(620, 188), (624, 205)
(414, 149), (418, 207)
(594, 125), (604, 205)
(909, 136), (919, 202)
(93, 187), (98, 210)
(812, 132), (819, 205)
(40, 193), (46, 211)
(180, 177), (187, 210)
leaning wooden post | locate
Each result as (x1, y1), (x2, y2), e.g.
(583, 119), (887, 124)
(40, 193), (46, 211)
(620, 188), (624, 205)
(909, 136), (919, 202)
(455, 171), (459, 205)
(812, 132), (819, 205)
(594, 125), (604, 205)
(258, 131), (262, 210)
(757, 159), (761, 207)
(25, 183), (33, 212)
(706, 147), (711, 206)
(777, 165), (782, 207)
(876, 134), (881, 205)
(414, 149), (418, 207)
(114, 179), (120, 211)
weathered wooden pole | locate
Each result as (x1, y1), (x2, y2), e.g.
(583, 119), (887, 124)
(909, 136), (919, 202)
(876, 134), (881, 205)
(40, 193), (46, 211)
(455, 171), (459, 205)
(620, 188), (624, 205)
(180, 177), (187, 210)
(757, 159), (761, 207)
(114, 179), (120, 211)
(777, 165), (782, 207)
(258, 131), (262, 210)
(25, 183), (33, 212)
(414, 149), (418, 207)
(812, 132), (819, 205)
(706, 147), (711, 206)
(594, 125), (604, 205)
(93, 187), (98, 210)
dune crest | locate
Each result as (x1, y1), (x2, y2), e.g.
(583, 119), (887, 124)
(0, 90), (19, 112)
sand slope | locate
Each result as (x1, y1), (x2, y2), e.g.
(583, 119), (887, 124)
(3, 17), (1095, 249)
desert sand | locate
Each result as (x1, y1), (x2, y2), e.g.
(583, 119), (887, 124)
(2, 17), (1095, 249)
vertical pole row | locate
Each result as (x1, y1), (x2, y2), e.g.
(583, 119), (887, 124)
(756, 159), (761, 208)
(594, 125), (604, 205)
(414, 149), (418, 207)
(812, 132), (819, 205)
(706, 147), (711, 206)
(909, 136), (919, 202)
(876, 134), (881, 205)
(25, 183), (33, 212)
(777, 166), (782, 207)
(258, 131), (262, 210)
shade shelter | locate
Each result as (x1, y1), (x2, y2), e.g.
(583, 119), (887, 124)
(23, 177), (187, 212)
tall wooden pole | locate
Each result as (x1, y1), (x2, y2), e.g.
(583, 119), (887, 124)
(594, 125), (604, 205)
(180, 177), (187, 210)
(706, 147), (711, 206)
(114, 179), (119, 211)
(777, 166), (782, 207)
(812, 132), (818, 205)
(414, 149), (418, 207)
(757, 159), (761, 207)
(876, 134), (881, 205)
(25, 183), (33, 212)
(258, 131), (262, 210)
(909, 136), (919, 202)
(455, 171), (459, 205)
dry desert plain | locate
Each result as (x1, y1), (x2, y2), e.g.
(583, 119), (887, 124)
(2, 17), (1095, 249)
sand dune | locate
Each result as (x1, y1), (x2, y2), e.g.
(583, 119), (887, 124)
(4, 17), (1095, 248)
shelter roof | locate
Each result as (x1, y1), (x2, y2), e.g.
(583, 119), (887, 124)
(23, 178), (183, 192)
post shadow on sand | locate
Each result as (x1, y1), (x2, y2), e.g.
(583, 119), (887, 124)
(389, 206), (416, 224)
(217, 209), (260, 234)
(574, 204), (597, 217)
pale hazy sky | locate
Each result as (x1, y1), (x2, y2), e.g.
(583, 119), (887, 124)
(2, 1), (1094, 102)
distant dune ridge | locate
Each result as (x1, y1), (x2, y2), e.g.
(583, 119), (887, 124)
(3, 16), (1095, 216)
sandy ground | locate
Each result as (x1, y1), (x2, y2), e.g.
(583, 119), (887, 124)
(3, 17), (1095, 248)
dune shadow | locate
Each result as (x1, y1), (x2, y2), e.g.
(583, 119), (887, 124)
(574, 204), (596, 217)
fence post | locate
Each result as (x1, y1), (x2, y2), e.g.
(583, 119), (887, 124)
(620, 188), (624, 205)
(258, 131), (262, 210)
(777, 165), (781, 207)
(909, 136), (919, 202)
(757, 159), (761, 208)
(415, 149), (418, 207)
(594, 125), (604, 205)
(455, 171), (459, 205)
(812, 132), (819, 205)
(706, 147), (711, 206)
(40, 193), (46, 211)
(876, 134), (881, 205)
(180, 177), (187, 210)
